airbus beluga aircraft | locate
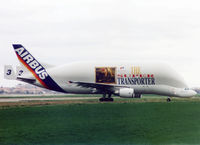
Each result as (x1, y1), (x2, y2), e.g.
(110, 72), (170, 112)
(4, 44), (197, 102)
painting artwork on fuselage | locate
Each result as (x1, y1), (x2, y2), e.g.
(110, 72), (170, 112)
(95, 67), (116, 84)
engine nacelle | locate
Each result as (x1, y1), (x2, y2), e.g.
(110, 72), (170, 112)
(119, 88), (135, 98)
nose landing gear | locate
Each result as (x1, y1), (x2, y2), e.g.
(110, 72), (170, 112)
(167, 97), (171, 102)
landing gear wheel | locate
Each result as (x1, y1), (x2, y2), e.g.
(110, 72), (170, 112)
(99, 94), (114, 102)
(108, 98), (114, 102)
(99, 97), (114, 102)
(99, 97), (105, 102)
(167, 98), (171, 102)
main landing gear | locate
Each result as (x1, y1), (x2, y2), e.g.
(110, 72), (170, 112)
(99, 93), (114, 102)
(167, 97), (171, 102)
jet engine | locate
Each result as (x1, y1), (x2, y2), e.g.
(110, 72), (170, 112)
(119, 88), (135, 98)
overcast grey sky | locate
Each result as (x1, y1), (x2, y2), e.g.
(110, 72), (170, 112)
(1, 0), (200, 87)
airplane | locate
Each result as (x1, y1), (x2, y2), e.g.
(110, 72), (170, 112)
(4, 44), (197, 102)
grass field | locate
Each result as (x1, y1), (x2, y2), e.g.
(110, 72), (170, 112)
(1, 96), (200, 145)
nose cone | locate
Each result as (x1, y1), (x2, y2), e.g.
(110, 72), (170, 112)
(176, 89), (197, 97)
(189, 90), (197, 96)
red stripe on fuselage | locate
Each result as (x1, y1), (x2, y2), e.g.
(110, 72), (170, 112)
(16, 53), (49, 89)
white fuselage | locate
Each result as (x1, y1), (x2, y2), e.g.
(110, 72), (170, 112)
(8, 44), (196, 99)
(31, 61), (195, 97)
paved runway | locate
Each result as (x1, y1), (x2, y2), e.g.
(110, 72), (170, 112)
(0, 97), (99, 102)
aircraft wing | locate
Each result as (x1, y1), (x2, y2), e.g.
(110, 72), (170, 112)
(69, 81), (126, 93)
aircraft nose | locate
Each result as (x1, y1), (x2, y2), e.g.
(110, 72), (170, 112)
(189, 90), (197, 96)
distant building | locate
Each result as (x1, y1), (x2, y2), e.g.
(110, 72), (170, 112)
(0, 84), (62, 95)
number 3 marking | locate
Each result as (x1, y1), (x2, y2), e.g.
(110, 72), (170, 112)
(6, 69), (12, 75)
